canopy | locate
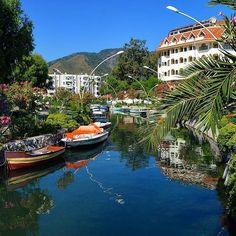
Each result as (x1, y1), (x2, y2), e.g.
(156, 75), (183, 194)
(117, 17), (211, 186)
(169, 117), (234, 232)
(65, 123), (103, 139)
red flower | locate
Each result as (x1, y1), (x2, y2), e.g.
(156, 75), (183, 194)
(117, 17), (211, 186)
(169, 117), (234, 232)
(0, 116), (11, 126)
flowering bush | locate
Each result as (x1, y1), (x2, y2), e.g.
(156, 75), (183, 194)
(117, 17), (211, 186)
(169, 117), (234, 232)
(0, 116), (11, 126)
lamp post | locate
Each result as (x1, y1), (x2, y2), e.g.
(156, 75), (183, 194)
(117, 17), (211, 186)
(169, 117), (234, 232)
(166, 5), (224, 49)
(128, 75), (150, 103)
(143, 66), (158, 78)
(79, 50), (124, 111)
(103, 80), (118, 102)
(81, 50), (124, 100)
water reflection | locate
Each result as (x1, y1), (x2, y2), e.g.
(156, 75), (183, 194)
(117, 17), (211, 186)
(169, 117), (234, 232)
(110, 115), (151, 170)
(0, 179), (54, 235)
(0, 114), (231, 235)
(111, 114), (221, 188)
(157, 129), (219, 189)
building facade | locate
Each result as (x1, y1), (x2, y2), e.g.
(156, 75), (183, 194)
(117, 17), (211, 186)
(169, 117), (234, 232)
(157, 19), (234, 81)
(47, 73), (102, 97)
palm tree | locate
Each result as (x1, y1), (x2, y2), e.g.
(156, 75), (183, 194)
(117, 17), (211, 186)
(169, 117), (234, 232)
(145, 1), (236, 148)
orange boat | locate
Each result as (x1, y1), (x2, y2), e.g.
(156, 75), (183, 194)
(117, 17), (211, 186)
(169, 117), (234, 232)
(5, 146), (65, 170)
(61, 123), (109, 148)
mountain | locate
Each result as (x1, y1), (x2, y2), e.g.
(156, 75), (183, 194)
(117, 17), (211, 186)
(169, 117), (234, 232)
(48, 48), (122, 75)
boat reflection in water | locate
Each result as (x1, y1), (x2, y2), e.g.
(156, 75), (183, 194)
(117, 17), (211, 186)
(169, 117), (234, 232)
(157, 131), (219, 189)
(65, 142), (125, 204)
(5, 159), (65, 191)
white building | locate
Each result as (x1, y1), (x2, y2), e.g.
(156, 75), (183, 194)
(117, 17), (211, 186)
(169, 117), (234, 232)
(157, 19), (234, 81)
(47, 73), (102, 97)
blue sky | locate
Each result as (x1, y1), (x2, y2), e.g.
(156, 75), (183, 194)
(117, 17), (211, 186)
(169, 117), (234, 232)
(21, 0), (233, 62)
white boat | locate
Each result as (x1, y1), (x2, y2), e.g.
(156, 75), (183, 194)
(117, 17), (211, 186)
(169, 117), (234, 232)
(94, 121), (111, 129)
(61, 124), (109, 148)
(129, 107), (148, 116)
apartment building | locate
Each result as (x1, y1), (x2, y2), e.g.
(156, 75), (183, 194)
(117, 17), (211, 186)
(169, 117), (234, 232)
(47, 73), (102, 97)
(157, 19), (234, 81)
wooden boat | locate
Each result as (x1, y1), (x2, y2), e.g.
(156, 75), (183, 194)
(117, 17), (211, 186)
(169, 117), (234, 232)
(5, 146), (65, 170)
(61, 123), (109, 148)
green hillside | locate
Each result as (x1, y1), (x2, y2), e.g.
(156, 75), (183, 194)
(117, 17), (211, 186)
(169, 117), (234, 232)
(48, 48), (122, 75)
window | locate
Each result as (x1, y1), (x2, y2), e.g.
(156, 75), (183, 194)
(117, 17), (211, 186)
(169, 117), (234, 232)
(172, 37), (177, 43)
(199, 43), (208, 51)
(213, 43), (218, 48)
(180, 47), (183, 52)
(180, 36), (186, 42)
(171, 59), (175, 64)
(188, 56), (193, 62)
(198, 31), (205, 38)
(189, 33), (195, 40)
(180, 57), (183, 63)
(175, 70), (178, 75)
(175, 59), (178, 64)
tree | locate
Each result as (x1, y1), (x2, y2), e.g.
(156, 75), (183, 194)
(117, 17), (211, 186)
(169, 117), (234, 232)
(53, 88), (73, 113)
(0, 0), (34, 83)
(145, 1), (236, 148)
(112, 38), (152, 82)
(13, 53), (52, 88)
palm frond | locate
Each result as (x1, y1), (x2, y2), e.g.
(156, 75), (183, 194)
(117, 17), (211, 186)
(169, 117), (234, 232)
(144, 54), (236, 149)
(208, 0), (236, 10)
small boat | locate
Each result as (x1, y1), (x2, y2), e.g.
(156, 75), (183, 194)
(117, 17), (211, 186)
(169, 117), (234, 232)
(129, 107), (148, 116)
(5, 146), (65, 171)
(94, 121), (111, 129)
(61, 123), (109, 148)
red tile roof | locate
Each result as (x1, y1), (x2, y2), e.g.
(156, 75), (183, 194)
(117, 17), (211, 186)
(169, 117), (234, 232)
(158, 26), (224, 49)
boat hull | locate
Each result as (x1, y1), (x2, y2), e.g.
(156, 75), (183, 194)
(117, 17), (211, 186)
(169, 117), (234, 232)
(61, 131), (109, 148)
(5, 146), (65, 170)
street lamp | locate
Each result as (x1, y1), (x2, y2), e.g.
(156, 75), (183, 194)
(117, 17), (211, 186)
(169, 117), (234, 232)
(128, 75), (150, 103)
(81, 50), (124, 100)
(143, 66), (158, 78)
(166, 5), (224, 49)
(79, 50), (124, 111)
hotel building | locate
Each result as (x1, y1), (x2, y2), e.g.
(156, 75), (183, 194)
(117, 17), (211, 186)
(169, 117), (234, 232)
(47, 73), (102, 97)
(157, 19), (234, 81)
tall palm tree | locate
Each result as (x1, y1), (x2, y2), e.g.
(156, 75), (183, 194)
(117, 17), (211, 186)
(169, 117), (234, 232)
(145, 1), (236, 148)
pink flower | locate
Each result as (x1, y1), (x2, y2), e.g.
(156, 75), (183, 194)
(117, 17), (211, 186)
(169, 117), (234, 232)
(0, 116), (11, 126)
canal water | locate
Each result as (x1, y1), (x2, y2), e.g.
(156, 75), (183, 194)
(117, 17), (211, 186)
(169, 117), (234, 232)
(0, 115), (233, 235)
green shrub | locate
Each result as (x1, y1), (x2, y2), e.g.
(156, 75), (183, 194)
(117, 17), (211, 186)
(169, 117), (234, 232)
(217, 123), (236, 152)
(45, 113), (78, 131)
(227, 154), (236, 218)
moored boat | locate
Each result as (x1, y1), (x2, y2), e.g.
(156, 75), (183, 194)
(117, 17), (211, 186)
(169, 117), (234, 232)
(61, 123), (109, 148)
(94, 121), (111, 129)
(5, 146), (65, 171)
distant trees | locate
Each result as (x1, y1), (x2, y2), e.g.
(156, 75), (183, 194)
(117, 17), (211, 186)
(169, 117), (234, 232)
(112, 38), (157, 83)
(0, 0), (34, 83)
